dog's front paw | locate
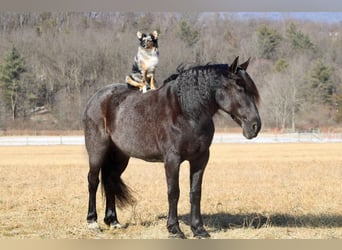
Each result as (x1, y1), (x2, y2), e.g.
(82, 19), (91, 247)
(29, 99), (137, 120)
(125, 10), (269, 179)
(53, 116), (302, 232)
(141, 85), (147, 93)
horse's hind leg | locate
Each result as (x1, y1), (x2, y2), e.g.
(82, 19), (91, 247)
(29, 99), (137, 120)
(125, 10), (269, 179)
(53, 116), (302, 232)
(84, 120), (110, 229)
(86, 140), (110, 229)
(101, 147), (132, 229)
(87, 166), (100, 229)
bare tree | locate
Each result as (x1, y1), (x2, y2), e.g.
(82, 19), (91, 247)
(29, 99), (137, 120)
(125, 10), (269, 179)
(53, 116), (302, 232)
(1, 12), (342, 130)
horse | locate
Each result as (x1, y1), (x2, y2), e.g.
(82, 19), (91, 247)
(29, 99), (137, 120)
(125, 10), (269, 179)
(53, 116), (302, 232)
(82, 56), (261, 238)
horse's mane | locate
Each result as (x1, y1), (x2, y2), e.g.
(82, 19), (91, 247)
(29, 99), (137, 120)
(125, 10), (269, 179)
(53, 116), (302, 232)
(163, 63), (225, 86)
(163, 63), (260, 104)
(163, 63), (227, 84)
(162, 63), (231, 119)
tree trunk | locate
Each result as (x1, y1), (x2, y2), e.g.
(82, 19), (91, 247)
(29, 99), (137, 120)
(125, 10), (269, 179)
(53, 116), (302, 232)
(10, 91), (17, 120)
(291, 86), (296, 132)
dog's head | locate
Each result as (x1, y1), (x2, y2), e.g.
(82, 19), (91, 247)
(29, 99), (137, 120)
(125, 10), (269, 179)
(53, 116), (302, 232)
(137, 30), (158, 50)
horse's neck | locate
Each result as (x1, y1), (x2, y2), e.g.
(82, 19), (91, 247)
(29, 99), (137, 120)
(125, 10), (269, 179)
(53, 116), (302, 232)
(176, 78), (217, 123)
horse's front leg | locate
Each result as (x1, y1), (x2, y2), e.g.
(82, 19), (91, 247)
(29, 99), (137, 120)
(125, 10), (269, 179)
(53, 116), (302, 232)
(164, 154), (185, 239)
(189, 150), (210, 238)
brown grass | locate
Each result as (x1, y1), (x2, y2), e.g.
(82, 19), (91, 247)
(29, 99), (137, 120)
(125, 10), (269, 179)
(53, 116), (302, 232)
(0, 143), (341, 239)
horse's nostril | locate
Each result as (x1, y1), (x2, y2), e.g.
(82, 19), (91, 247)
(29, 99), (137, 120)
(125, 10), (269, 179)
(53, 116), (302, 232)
(252, 122), (258, 132)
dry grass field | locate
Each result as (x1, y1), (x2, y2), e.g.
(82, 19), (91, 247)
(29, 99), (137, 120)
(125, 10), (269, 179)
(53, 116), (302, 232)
(0, 143), (341, 239)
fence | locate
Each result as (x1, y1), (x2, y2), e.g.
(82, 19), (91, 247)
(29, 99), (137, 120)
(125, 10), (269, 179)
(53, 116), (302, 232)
(1, 132), (342, 146)
(0, 136), (84, 146)
(212, 132), (342, 143)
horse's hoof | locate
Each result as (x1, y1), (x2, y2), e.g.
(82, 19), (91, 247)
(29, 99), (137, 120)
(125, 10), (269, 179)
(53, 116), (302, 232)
(109, 222), (122, 230)
(192, 226), (211, 238)
(168, 232), (187, 239)
(167, 224), (186, 239)
(88, 221), (100, 230)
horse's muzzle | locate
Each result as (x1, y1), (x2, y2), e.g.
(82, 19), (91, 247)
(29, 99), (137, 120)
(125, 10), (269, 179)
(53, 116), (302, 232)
(242, 118), (261, 139)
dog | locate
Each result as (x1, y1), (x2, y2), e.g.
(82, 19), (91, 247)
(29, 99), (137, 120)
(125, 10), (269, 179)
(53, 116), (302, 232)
(126, 30), (159, 93)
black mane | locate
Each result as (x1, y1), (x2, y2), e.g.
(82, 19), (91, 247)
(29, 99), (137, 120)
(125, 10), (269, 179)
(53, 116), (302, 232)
(163, 63), (228, 85)
(163, 63), (260, 104)
(162, 63), (230, 120)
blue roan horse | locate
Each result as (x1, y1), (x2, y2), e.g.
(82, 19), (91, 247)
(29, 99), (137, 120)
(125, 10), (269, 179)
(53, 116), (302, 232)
(83, 56), (261, 238)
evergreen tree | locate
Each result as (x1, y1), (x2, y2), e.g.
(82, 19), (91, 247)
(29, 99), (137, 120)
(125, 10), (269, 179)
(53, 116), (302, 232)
(0, 46), (27, 120)
(257, 25), (282, 59)
(286, 23), (317, 53)
(309, 61), (335, 105)
(275, 59), (289, 72)
(335, 92), (342, 123)
(178, 19), (200, 47)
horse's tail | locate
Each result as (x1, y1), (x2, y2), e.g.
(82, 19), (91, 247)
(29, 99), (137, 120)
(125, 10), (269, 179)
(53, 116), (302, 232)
(100, 153), (136, 209)
(108, 176), (136, 209)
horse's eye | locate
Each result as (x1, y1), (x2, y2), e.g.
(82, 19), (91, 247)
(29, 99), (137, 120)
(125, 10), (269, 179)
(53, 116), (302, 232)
(236, 85), (244, 92)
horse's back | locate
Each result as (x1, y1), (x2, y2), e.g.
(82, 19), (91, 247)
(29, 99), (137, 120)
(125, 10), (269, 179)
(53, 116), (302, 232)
(83, 83), (132, 123)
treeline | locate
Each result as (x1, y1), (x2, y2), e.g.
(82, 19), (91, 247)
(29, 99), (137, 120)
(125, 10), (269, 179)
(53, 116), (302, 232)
(0, 12), (342, 131)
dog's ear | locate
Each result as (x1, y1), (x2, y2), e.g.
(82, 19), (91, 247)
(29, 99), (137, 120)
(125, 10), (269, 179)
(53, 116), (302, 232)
(152, 30), (158, 39)
(137, 31), (143, 39)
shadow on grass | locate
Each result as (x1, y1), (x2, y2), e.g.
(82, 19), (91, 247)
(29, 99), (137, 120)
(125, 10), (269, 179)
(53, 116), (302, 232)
(173, 213), (342, 231)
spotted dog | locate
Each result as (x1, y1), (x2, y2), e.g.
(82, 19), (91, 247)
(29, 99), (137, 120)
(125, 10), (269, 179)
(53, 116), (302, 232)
(126, 30), (159, 93)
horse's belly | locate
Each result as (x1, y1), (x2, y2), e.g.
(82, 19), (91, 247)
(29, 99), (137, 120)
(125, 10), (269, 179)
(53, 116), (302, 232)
(111, 93), (170, 161)
(111, 129), (162, 162)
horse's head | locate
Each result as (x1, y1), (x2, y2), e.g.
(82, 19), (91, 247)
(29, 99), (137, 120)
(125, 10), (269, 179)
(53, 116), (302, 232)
(215, 57), (261, 139)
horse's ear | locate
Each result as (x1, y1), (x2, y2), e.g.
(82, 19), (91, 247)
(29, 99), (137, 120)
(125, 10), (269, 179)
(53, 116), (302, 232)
(137, 31), (143, 39)
(240, 57), (250, 71)
(229, 56), (239, 73)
